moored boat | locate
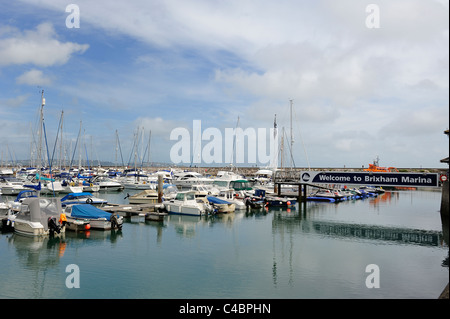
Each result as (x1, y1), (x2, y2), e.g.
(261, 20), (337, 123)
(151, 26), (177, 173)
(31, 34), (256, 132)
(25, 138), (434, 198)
(163, 191), (213, 216)
(216, 189), (246, 210)
(61, 192), (108, 206)
(206, 196), (235, 213)
(126, 189), (159, 204)
(64, 204), (123, 230)
(8, 197), (66, 237)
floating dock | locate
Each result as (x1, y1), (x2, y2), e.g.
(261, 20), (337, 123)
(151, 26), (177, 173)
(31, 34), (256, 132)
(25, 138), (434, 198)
(99, 203), (165, 220)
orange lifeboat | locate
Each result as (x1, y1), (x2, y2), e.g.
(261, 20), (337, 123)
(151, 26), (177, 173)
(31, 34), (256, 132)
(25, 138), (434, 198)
(363, 163), (399, 172)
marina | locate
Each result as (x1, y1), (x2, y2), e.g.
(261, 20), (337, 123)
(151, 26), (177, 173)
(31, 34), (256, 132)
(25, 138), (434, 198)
(0, 1), (448, 304)
(0, 173), (448, 299)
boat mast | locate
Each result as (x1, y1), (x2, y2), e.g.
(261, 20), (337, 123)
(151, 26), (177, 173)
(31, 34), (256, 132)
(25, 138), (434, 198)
(37, 90), (45, 176)
(147, 130), (151, 168)
(281, 127), (285, 169)
(289, 99), (294, 169)
(115, 130), (118, 170)
(59, 110), (64, 170)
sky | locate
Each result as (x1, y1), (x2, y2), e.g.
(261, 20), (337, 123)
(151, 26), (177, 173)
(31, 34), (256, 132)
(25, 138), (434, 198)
(0, 0), (448, 169)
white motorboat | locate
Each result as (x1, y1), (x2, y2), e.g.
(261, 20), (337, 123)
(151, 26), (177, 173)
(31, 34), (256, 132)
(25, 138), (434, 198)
(122, 179), (153, 190)
(215, 170), (245, 180)
(0, 177), (28, 195)
(126, 189), (159, 204)
(309, 189), (346, 201)
(8, 197), (66, 237)
(162, 184), (179, 200)
(64, 204), (123, 230)
(172, 172), (213, 189)
(82, 183), (100, 192)
(60, 192), (108, 206)
(163, 191), (212, 216)
(42, 181), (65, 194)
(91, 177), (124, 191)
(60, 184), (84, 194)
(189, 184), (211, 197)
(205, 196), (235, 213)
(215, 189), (246, 210)
(1, 202), (10, 225)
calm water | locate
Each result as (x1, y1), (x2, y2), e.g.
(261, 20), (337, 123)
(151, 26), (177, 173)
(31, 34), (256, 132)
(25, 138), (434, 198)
(0, 189), (448, 299)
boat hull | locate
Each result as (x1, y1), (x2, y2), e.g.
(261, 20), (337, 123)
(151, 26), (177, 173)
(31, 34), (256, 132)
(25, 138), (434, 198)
(65, 218), (91, 231)
(13, 220), (66, 237)
(164, 203), (204, 216)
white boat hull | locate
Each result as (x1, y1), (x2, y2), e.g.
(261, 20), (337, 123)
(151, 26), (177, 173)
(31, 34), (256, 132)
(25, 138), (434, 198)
(164, 203), (204, 216)
(13, 220), (66, 237)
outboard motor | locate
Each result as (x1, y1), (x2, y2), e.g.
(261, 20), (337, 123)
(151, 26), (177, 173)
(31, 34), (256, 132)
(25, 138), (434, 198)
(48, 217), (61, 237)
(110, 214), (122, 230)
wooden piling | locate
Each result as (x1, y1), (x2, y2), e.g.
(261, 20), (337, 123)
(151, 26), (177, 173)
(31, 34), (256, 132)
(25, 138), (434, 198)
(158, 174), (163, 203)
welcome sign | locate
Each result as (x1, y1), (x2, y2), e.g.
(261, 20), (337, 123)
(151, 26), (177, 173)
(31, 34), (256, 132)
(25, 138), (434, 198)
(299, 171), (439, 187)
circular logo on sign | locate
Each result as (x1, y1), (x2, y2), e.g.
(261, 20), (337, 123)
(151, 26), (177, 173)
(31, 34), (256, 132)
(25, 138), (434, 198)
(302, 173), (310, 182)
(440, 174), (448, 182)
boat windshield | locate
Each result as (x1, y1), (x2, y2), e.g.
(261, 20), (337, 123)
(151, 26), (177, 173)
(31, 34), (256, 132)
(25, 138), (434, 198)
(186, 192), (195, 200)
(230, 180), (252, 190)
(213, 180), (228, 187)
(17, 204), (32, 221)
(39, 198), (63, 216)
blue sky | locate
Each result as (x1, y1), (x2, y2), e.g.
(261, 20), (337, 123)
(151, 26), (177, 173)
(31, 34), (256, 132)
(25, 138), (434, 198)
(0, 0), (448, 168)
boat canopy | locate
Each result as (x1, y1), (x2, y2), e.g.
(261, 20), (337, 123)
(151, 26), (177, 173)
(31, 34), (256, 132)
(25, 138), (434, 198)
(206, 196), (231, 205)
(70, 204), (112, 221)
(17, 198), (63, 230)
(15, 190), (38, 202)
(36, 173), (55, 182)
(61, 192), (92, 201)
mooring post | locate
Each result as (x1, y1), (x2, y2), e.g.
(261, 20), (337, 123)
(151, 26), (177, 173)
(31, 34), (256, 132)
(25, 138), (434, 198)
(158, 174), (163, 203)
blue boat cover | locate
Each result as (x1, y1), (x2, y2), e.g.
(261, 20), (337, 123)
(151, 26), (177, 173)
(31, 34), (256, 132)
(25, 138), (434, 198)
(70, 204), (112, 221)
(207, 196), (231, 204)
(61, 192), (92, 202)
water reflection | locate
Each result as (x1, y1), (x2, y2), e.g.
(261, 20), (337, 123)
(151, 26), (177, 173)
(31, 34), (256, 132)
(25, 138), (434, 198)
(2, 189), (447, 299)
(272, 206), (443, 247)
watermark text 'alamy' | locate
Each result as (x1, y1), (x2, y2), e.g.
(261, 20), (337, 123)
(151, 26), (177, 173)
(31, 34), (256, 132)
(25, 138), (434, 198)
(170, 120), (278, 166)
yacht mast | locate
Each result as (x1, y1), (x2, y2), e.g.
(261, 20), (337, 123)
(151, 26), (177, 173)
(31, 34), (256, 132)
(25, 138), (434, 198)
(37, 90), (45, 174)
(289, 99), (294, 169)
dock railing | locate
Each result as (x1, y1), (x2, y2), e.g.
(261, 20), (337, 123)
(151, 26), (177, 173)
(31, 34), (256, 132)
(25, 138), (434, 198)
(273, 169), (302, 183)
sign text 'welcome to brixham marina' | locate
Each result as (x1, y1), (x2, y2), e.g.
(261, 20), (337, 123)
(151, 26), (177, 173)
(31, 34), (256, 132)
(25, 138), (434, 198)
(299, 171), (439, 187)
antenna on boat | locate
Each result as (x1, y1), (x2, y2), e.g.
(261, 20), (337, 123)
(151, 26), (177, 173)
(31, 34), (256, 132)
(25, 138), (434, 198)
(289, 99), (295, 169)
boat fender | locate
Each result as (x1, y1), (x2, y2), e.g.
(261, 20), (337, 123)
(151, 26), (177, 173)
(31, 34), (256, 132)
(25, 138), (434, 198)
(59, 213), (68, 227)
(86, 198), (93, 204)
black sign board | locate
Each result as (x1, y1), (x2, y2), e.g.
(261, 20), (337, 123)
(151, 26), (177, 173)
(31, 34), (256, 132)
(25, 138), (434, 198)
(300, 171), (439, 187)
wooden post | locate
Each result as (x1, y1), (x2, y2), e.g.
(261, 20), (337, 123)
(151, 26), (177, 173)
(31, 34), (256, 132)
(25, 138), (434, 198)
(157, 174), (163, 203)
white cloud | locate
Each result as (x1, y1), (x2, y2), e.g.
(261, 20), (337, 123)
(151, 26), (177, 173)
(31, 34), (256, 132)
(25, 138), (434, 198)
(0, 22), (89, 67)
(16, 69), (51, 86)
(2, 94), (30, 108)
(4, 0), (449, 166)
